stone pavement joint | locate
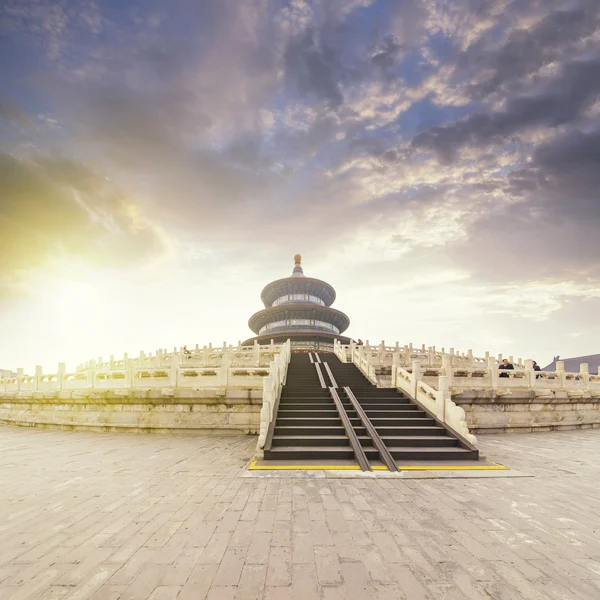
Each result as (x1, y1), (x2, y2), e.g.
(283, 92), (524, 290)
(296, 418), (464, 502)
(1, 427), (600, 599)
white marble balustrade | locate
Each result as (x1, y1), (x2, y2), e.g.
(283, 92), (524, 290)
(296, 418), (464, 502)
(333, 340), (599, 395)
(257, 340), (291, 456)
(1, 340), (287, 393)
(333, 339), (521, 371)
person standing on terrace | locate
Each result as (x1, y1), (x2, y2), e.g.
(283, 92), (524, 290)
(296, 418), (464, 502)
(498, 358), (514, 378)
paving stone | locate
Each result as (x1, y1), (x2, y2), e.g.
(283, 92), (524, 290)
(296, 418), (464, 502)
(234, 563), (267, 600)
(213, 547), (248, 587)
(266, 546), (291, 587)
(206, 586), (237, 600)
(291, 562), (318, 600)
(2, 427), (600, 600)
(291, 531), (314, 564)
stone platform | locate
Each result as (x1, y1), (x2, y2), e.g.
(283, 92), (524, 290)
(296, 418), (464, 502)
(1, 427), (600, 599)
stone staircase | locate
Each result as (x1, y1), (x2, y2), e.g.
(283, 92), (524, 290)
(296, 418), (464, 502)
(325, 356), (478, 463)
(263, 352), (478, 468)
(267, 353), (355, 461)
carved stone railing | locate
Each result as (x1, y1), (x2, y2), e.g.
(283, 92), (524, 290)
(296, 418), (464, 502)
(333, 340), (600, 396)
(0, 341), (287, 394)
(419, 359), (600, 397)
(256, 340), (291, 455)
(393, 363), (477, 444)
(333, 339), (519, 372)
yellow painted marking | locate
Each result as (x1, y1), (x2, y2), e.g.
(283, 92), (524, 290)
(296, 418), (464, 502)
(397, 464), (509, 471)
(249, 461), (361, 471)
(248, 461), (509, 472)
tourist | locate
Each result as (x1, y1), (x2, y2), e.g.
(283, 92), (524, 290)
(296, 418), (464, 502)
(183, 345), (191, 355)
(357, 339), (364, 345)
(532, 360), (541, 379)
(498, 358), (514, 378)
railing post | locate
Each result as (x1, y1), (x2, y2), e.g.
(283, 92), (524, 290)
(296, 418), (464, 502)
(220, 351), (231, 387)
(441, 354), (453, 388)
(580, 363), (589, 391)
(253, 340), (260, 366)
(169, 353), (178, 387)
(412, 360), (422, 400)
(87, 361), (95, 389)
(17, 368), (23, 392)
(524, 359), (534, 389)
(58, 363), (65, 391)
(35, 365), (42, 391)
(556, 361), (566, 389)
(125, 359), (134, 388)
(488, 357), (498, 390)
(438, 376), (450, 422)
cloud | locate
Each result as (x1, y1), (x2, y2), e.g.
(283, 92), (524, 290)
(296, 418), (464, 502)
(0, 152), (169, 286)
(461, 5), (599, 98)
(284, 28), (344, 107)
(3, 0), (600, 294)
(412, 57), (600, 161)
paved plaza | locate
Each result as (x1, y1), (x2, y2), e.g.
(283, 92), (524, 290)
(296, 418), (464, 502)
(1, 427), (600, 600)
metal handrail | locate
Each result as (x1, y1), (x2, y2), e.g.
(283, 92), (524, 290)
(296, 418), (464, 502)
(323, 362), (338, 388)
(314, 363), (327, 388)
(344, 386), (397, 472)
(329, 387), (370, 471)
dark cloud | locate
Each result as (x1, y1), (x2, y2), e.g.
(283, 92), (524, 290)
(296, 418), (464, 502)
(284, 28), (344, 107)
(372, 35), (403, 69)
(462, 5), (599, 98)
(441, 128), (600, 282)
(412, 58), (600, 161)
(531, 128), (600, 220)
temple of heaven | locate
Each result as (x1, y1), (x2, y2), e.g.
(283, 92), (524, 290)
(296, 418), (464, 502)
(242, 255), (351, 352)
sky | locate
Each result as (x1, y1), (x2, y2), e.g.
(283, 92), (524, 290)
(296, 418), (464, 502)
(1, 0), (600, 373)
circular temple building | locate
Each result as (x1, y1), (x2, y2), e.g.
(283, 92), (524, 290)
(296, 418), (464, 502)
(242, 255), (351, 352)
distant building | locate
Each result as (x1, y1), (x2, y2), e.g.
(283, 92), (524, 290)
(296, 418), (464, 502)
(543, 354), (600, 372)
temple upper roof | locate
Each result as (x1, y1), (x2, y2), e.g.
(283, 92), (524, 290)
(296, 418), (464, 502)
(260, 255), (337, 307)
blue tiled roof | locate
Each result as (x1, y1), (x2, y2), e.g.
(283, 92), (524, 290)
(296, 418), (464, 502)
(543, 354), (600, 372)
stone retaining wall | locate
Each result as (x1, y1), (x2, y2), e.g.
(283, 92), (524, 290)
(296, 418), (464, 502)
(0, 388), (262, 434)
(4, 388), (599, 437)
(454, 391), (600, 434)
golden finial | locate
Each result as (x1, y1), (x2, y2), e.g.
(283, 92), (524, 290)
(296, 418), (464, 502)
(294, 254), (301, 264)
